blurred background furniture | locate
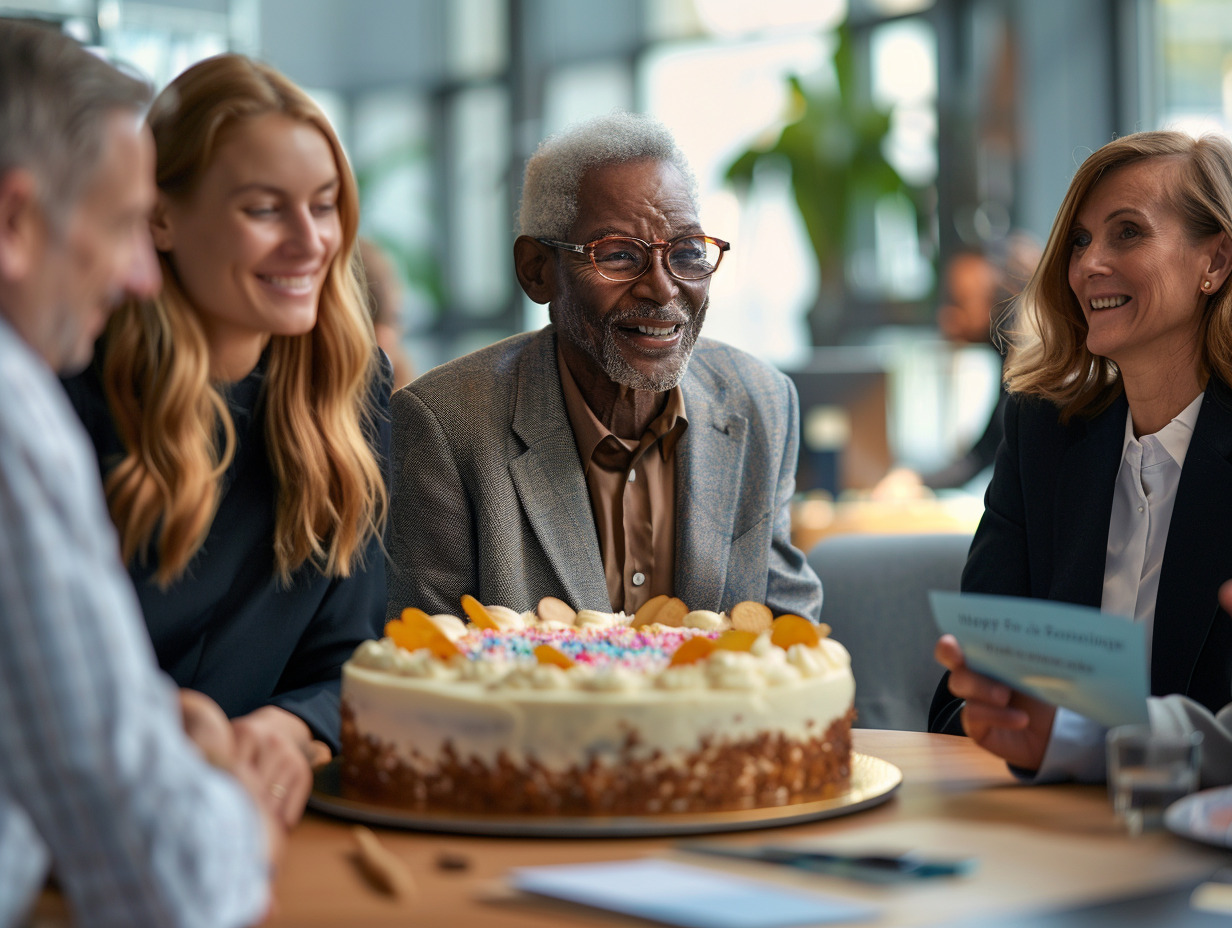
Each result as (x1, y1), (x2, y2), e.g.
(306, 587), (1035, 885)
(808, 531), (972, 731)
(791, 492), (983, 554)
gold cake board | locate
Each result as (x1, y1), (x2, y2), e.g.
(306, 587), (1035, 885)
(308, 752), (901, 838)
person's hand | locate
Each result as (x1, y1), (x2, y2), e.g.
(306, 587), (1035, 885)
(231, 706), (316, 829)
(179, 688), (236, 770)
(935, 634), (1056, 771)
(178, 691), (290, 880)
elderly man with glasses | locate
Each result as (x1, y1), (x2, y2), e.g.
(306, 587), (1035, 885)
(386, 112), (823, 622)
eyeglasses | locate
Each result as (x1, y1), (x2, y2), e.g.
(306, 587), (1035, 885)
(537, 233), (731, 282)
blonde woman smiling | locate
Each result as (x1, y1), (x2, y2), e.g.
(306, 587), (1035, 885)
(930, 131), (1232, 787)
(65, 55), (389, 810)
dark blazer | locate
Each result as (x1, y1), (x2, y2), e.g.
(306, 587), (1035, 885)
(386, 326), (824, 621)
(929, 378), (1232, 733)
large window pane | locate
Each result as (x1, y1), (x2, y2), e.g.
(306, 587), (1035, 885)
(1157, 0), (1232, 133)
(642, 33), (828, 365)
(446, 85), (511, 348)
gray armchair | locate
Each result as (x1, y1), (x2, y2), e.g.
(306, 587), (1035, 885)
(808, 532), (972, 731)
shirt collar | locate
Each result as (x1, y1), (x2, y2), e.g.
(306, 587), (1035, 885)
(556, 341), (688, 468)
(1119, 391), (1204, 470)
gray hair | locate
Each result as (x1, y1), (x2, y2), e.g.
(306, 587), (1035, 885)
(0, 21), (150, 230)
(518, 112), (699, 239)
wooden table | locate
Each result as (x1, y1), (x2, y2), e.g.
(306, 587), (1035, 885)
(260, 730), (1232, 926)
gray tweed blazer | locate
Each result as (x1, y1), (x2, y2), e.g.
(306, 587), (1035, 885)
(385, 325), (823, 621)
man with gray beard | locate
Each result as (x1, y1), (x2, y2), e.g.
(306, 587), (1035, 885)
(386, 113), (822, 621)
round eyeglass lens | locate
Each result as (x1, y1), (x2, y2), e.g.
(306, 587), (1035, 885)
(590, 238), (649, 280)
(667, 236), (722, 279)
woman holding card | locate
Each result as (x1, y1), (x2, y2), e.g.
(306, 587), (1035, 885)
(928, 131), (1232, 785)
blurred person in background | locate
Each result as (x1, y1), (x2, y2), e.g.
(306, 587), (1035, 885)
(64, 54), (391, 799)
(0, 22), (285, 926)
(930, 131), (1232, 786)
(358, 235), (415, 391)
(875, 233), (1040, 497)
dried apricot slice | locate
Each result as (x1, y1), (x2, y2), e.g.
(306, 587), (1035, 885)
(631, 593), (669, 628)
(426, 631), (461, 661)
(537, 596), (577, 626)
(714, 629), (759, 652)
(460, 593), (499, 630)
(730, 601), (773, 634)
(386, 616), (461, 661)
(400, 607), (438, 634)
(385, 620), (430, 652)
(770, 614), (821, 649)
(383, 618), (410, 644)
(653, 597), (690, 628)
(668, 636), (717, 666)
(534, 644), (575, 669)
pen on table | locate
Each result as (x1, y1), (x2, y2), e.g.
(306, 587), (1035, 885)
(677, 842), (976, 880)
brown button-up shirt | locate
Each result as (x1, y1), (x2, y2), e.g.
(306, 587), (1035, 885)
(557, 346), (688, 613)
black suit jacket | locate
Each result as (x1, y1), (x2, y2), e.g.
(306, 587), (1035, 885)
(929, 378), (1232, 734)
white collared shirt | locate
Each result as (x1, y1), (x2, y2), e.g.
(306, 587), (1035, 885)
(1034, 392), (1203, 783)
(1102, 392), (1203, 660)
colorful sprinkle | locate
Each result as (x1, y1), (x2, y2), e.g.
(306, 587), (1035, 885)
(451, 625), (714, 673)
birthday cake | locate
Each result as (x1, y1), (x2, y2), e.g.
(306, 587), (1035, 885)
(339, 596), (855, 815)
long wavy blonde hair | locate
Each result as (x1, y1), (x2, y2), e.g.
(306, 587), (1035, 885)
(1004, 130), (1232, 422)
(101, 54), (386, 586)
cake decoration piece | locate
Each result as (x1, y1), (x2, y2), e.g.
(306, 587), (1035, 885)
(482, 604), (524, 630)
(683, 609), (724, 630)
(537, 596), (577, 626)
(400, 607), (438, 634)
(714, 629), (759, 652)
(428, 613), (468, 640)
(668, 635), (718, 666)
(383, 617), (461, 661)
(771, 614), (822, 649)
(731, 601), (773, 633)
(630, 593), (669, 627)
(534, 643), (575, 669)
(654, 596), (690, 627)
(575, 609), (620, 629)
(460, 593), (499, 629)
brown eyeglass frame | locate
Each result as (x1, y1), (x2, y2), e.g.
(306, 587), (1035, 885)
(536, 233), (731, 282)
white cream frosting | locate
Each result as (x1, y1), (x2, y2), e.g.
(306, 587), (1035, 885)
(683, 609), (725, 631)
(344, 628), (854, 774)
(428, 614), (468, 640)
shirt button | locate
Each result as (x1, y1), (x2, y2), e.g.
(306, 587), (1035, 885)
(1138, 506), (1144, 513)
(632, 571), (646, 586)
(628, 468), (637, 482)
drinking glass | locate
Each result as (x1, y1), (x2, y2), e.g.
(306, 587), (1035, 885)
(1106, 724), (1202, 835)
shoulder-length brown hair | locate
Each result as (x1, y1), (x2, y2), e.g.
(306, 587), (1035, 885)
(1004, 130), (1232, 421)
(102, 53), (386, 585)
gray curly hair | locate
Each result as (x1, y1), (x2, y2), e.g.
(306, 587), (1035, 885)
(518, 112), (699, 239)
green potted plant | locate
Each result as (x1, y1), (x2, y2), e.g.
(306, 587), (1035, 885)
(725, 22), (921, 345)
